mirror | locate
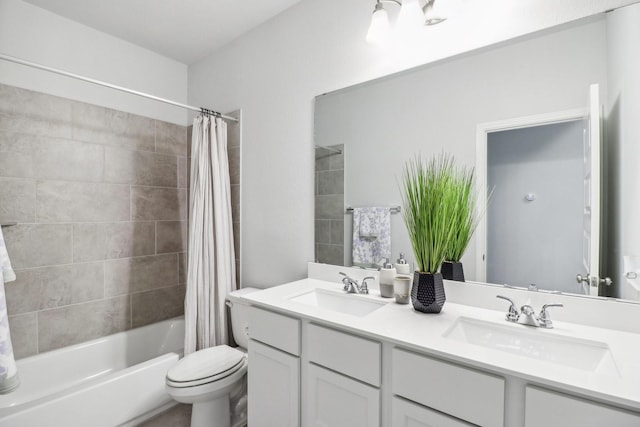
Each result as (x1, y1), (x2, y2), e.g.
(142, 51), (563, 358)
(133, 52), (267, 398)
(314, 5), (640, 302)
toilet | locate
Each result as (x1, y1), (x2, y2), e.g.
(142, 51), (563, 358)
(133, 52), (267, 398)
(166, 287), (259, 427)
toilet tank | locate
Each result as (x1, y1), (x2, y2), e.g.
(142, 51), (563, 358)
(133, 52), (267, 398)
(228, 287), (260, 350)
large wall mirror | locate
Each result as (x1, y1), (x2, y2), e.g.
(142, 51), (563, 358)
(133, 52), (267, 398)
(314, 4), (640, 302)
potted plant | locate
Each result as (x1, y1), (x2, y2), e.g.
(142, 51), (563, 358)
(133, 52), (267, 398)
(441, 164), (477, 282)
(400, 153), (458, 313)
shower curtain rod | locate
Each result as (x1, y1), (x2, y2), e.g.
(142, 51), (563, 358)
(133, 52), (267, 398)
(0, 53), (238, 122)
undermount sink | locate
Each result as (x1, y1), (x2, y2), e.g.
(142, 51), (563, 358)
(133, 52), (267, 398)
(288, 288), (387, 317)
(444, 317), (616, 373)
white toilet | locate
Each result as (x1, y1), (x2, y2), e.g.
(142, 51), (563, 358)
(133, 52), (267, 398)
(166, 287), (259, 427)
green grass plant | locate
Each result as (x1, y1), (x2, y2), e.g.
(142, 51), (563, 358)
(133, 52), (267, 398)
(401, 153), (459, 274)
(444, 164), (478, 263)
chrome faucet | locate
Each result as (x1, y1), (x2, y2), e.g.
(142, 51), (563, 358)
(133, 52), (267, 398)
(496, 295), (563, 329)
(339, 272), (373, 294)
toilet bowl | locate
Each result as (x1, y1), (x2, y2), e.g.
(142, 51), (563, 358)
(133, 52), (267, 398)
(166, 287), (259, 427)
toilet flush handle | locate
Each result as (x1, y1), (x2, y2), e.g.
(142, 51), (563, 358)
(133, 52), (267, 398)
(225, 301), (233, 308)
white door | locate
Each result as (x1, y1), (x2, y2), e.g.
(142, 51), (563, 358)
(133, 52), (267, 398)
(248, 339), (300, 427)
(578, 83), (611, 296)
(305, 363), (380, 427)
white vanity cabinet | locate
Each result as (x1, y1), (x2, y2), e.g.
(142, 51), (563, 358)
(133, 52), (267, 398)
(391, 397), (475, 427)
(304, 324), (381, 427)
(248, 307), (301, 427)
(525, 386), (640, 427)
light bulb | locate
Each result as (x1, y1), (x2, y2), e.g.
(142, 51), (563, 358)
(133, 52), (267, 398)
(366, 4), (391, 44)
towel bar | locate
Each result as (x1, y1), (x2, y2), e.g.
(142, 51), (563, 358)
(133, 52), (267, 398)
(346, 206), (401, 214)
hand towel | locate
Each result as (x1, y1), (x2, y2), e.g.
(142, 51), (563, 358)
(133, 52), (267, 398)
(0, 227), (18, 394)
(352, 207), (391, 268)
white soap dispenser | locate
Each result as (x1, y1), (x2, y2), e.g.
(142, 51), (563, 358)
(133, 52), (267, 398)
(379, 258), (396, 298)
(395, 252), (411, 275)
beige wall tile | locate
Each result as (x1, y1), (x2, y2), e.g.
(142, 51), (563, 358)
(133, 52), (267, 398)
(227, 118), (240, 149)
(132, 285), (185, 328)
(8, 313), (38, 359)
(178, 252), (187, 285)
(71, 102), (155, 152)
(105, 254), (179, 296)
(73, 221), (156, 262)
(0, 131), (35, 178)
(0, 177), (35, 223)
(3, 224), (72, 268)
(37, 181), (130, 222)
(177, 156), (187, 189)
(37, 296), (131, 352)
(155, 121), (187, 156)
(156, 221), (187, 254)
(228, 147), (240, 186)
(131, 187), (187, 221)
(6, 262), (104, 315)
(231, 184), (240, 223)
(105, 147), (177, 187)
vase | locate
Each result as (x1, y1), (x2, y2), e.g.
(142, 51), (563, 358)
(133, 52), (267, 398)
(411, 271), (446, 313)
(441, 261), (465, 282)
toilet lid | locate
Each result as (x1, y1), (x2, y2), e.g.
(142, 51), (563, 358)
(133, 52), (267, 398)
(167, 345), (245, 383)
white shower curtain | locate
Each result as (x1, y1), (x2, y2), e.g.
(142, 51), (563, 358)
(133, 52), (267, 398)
(184, 115), (236, 355)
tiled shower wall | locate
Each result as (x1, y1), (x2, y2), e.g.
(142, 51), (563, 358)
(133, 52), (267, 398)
(0, 83), (190, 357)
(315, 144), (344, 266)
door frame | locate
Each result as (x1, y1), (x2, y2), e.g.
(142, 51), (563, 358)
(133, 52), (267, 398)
(475, 108), (588, 283)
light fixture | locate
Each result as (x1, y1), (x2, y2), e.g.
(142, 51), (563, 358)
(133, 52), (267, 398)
(366, 0), (447, 44)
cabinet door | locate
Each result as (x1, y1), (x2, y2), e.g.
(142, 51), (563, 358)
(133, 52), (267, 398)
(248, 339), (300, 427)
(392, 397), (475, 427)
(306, 363), (380, 427)
(525, 386), (640, 427)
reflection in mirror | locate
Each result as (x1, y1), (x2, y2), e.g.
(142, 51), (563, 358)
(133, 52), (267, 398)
(314, 4), (640, 301)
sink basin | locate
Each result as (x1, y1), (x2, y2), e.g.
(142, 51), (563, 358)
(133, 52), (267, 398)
(444, 317), (615, 372)
(288, 288), (387, 317)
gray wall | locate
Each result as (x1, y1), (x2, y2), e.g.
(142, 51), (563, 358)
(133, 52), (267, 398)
(606, 3), (640, 299)
(486, 122), (584, 293)
(315, 17), (607, 279)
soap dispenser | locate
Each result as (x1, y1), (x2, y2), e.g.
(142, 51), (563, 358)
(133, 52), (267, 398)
(379, 258), (396, 298)
(395, 253), (411, 275)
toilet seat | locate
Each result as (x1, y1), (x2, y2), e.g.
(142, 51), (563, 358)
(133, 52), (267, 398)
(167, 345), (246, 388)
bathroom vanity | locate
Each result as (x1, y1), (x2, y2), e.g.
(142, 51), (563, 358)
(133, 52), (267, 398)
(243, 264), (640, 427)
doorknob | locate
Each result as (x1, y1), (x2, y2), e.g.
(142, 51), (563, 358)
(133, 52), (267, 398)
(576, 274), (612, 287)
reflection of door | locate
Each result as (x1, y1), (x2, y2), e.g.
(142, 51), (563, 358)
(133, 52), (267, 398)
(578, 84), (611, 296)
(476, 93), (602, 292)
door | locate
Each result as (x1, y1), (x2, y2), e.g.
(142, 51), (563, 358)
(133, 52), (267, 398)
(578, 83), (611, 296)
(306, 363), (380, 427)
(248, 339), (300, 427)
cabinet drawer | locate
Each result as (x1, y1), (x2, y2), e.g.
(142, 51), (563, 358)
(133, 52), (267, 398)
(248, 306), (300, 356)
(307, 323), (381, 386)
(392, 348), (504, 427)
(392, 396), (474, 427)
(525, 386), (640, 427)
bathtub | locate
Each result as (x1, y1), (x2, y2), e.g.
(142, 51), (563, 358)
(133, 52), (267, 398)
(0, 317), (184, 427)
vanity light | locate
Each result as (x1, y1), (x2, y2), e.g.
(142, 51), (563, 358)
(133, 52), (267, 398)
(366, 0), (447, 44)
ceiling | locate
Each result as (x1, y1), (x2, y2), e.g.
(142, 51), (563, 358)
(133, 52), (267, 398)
(23, 0), (303, 65)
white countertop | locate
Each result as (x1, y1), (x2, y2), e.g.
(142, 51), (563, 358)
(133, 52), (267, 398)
(243, 277), (640, 412)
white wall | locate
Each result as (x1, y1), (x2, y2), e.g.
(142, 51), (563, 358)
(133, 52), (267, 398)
(487, 122), (584, 293)
(315, 19), (607, 281)
(606, 2), (640, 298)
(0, 0), (188, 125)
(188, 0), (639, 287)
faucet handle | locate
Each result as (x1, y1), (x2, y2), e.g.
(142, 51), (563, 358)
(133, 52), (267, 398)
(496, 295), (519, 322)
(539, 303), (563, 328)
(361, 276), (375, 294)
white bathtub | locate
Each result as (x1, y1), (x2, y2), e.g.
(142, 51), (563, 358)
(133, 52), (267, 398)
(0, 317), (184, 427)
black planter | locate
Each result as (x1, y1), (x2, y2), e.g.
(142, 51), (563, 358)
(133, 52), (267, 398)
(441, 261), (465, 282)
(411, 271), (446, 313)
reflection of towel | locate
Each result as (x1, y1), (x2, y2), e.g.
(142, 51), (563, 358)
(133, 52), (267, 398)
(352, 207), (391, 268)
(0, 227), (18, 394)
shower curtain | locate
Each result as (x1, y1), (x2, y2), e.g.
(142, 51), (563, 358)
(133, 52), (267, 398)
(184, 115), (236, 355)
